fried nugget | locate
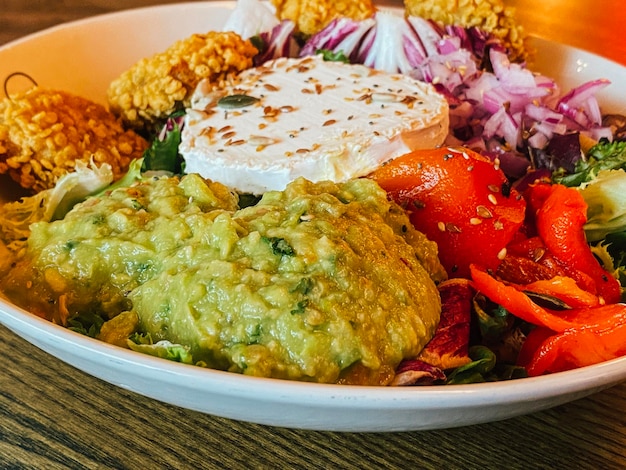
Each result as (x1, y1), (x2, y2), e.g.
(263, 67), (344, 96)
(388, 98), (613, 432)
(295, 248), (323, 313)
(107, 31), (258, 133)
(270, 0), (376, 36)
(0, 88), (148, 193)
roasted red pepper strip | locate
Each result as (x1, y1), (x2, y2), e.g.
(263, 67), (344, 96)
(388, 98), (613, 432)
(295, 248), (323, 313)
(470, 265), (624, 331)
(471, 265), (626, 375)
(528, 183), (621, 304)
(519, 310), (626, 376)
(369, 147), (526, 279)
(469, 265), (574, 332)
(521, 276), (600, 309)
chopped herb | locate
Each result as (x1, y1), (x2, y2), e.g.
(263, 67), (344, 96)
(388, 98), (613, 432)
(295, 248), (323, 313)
(290, 277), (313, 295)
(64, 240), (79, 251)
(91, 214), (106, 225)
(291, 299), (309, 314)
(264, 237), (295, 256)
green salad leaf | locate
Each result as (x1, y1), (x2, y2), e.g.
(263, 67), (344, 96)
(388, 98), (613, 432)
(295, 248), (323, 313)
(554, 138), (626, 187)
(0, 159), (114, 253)
(445, 345), (527, 384)
(141, 111), (186, 174)
(128, 333), (195, 365)
(579, 169), (626, 242)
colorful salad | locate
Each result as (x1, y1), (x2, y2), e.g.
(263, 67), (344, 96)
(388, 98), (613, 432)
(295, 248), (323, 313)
(1, 0), (625, 385)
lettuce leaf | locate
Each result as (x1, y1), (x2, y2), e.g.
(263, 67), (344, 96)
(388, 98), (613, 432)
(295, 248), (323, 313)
(141, 111), (185, 174)
(580, 169), (626, 242)
(554, 138), (626, 187)
(0, 159), (114, 251)
(445, 345), (527, 384)
(128, 334), (195, 365)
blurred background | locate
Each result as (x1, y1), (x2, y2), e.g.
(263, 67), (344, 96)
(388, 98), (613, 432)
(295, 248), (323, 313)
(1, 0), (624, 65)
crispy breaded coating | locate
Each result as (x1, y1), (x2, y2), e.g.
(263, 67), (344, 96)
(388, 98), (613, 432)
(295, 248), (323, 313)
(404, 0), (527, 61)
(270, 0), (376, 36)
(107, 31), (258, 133)
(0, 88), (148, 193)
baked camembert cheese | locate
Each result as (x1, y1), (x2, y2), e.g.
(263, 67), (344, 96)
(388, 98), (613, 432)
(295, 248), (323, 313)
(180, 55), (449, 194)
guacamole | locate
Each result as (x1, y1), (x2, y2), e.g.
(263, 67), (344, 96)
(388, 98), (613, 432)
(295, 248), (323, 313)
(2, 174), (446, 384)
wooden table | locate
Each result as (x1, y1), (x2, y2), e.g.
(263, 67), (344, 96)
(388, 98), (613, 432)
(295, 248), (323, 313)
(2, 1), (626, 468)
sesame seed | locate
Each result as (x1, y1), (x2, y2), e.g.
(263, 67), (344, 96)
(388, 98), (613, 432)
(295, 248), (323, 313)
(323, 119), (337, 126)
(476, 205), (493, 218)
(437, 221), (446, 232)
(371, 92), (401, 103)
(488, 194), (498, 205)
(488, 184), (499, 192)
(248, 135), (274, 146)
(497, 247), (507, 260)
(470, 218), (482, 225)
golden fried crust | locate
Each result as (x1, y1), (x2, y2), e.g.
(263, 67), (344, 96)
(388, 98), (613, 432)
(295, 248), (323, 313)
(0, 88), (148, 193)
(107, 31), (258, 132)
(270, 0), (376, 36)
(404, 0), (527, 61)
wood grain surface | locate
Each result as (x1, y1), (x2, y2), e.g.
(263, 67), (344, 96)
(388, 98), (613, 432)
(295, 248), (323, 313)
(2, 1), (626, 469)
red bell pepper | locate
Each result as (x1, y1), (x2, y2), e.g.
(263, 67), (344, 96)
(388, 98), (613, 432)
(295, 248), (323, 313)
(521, 276), (600, 309)
(369, 147), (526, 279)
(519, 315), (626, 376)
(470, 265), (575, 332)
(527, 183), (621, 304)
(470, 265), (626, 376)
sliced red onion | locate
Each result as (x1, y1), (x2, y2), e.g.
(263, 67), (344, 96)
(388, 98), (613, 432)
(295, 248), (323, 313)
(299, 17), (375, 60)
(254, 21), (299, 65)
(406, 15), (443, 57)
(357, 11), (427, 73)
(556, 78), (611, 127)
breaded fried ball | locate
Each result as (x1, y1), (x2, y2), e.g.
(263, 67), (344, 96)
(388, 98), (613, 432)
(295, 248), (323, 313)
(404, 0), (527, 61)
(107, 31), (258, 133)
(0, 88), (148, 193)
(270, 0), (376, 36)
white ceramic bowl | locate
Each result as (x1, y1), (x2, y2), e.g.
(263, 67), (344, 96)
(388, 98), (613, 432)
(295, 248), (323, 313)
(1, 2), (625, 432)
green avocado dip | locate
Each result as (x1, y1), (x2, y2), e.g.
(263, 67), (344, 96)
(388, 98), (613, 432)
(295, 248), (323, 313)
(2, 174), (446, 384)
